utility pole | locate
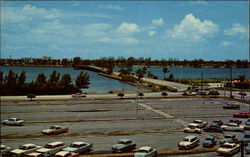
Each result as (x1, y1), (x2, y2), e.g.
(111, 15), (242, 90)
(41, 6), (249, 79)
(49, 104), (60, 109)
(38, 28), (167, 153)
(230, 67), (233, 99)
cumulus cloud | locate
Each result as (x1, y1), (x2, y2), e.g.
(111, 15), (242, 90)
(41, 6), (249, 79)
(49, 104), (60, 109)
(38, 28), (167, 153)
(152, 17), (165, 26)
(167, 13), (219, 42)
(148, 31), (157, 36)
(220, 41), (233, 47)
(224, 23), (249, 38)
(116, 22), (139, 34)
(99, 4), (124, 11)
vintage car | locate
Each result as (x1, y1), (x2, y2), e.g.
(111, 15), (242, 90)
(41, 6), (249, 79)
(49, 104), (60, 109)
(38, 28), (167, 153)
(219, 134), (238, 145)
(63, 142), (93, 154)
(54, 151), (79, 157)
(188, 120), (208, 128)
(10, 144), (42, 157)
(217, 142), (240, 155)
(26, 152), (45, 157)
(134, 146), (157, 157)
(72, 93), (86, 99)
(212, 120), (223, 126)
(2, 118), (24, 126)
(239, 131), (250, 145)
(36, 141), (66, 155)
(233, 112), (250, 118)
(223, 104), (240, 109)
(244, 119), (250, 130)
(178, 135), (199, 150)
(42, 125), (68, 135)
(112, 139), (136, 153)
(229, 119), (242, 125)
(202, 136), (217, 148)
(221, 123), (244, 132)
(183, 124), (202, 134)
(245, 144), (250, 154)
(203, 123), (223, 133)
(0, 145), (12, 156)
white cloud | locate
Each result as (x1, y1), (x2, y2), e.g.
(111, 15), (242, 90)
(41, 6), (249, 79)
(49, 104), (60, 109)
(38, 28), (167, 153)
(167, 13), (219, 42)
(220, 41), (233, 47)
(116, 22), (139, 34)
(224, 23), (249, 38)
(99, 4), (124, 11)
(148, 31), (157, 36)
(152, 17), (165, 26)
(193, 0), (208, 5)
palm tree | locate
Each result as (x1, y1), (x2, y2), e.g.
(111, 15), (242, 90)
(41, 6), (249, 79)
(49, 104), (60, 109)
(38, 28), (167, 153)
(161, 92), (168, 98)
(163, 67), (169, 80)
(117, 93), (125, 99)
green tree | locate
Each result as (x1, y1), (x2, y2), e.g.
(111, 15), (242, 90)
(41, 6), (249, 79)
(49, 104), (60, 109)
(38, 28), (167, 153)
(161, 92), (168, 98)
(169, 73), (174, 81)
(48, 70), (60, 86)
(35, 73), (47, 85)
(60, 73), (72, 88)
(18, 71), (26, 87)
(138, 92), (144, 99)
(27, 93), (36, 101)
(76, 71), (90, 89)
(136, 69), (144, 80)
(73, 57), (81, 66)
(117, 93), (125, 99)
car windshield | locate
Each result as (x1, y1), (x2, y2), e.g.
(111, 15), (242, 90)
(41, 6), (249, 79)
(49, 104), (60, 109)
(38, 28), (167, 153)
(1, 147), (5, 150)
(137, 150), (148, 153)
(206, 137), (213, 140)
(19, 146), (28, 150)
(44, 145), (53, 149)
(118, 141), (127, 144)
(194, 121), (202, 124)
(225, 135), (233, 138)
(70, 144), (81, 148)
(49, 126), (56, 129)
(183, 138), (190, 142)
(221, 145), (233, 148)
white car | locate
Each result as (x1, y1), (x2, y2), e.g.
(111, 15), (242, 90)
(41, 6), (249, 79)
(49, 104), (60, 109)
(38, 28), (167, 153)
(54, 151), (79, 157)
(2, 118), (24, 126)
(183, 124), (202, 134)
(41, 125), (69, 135)
(134, 146), (157, 157)
(10, 144), (42, 157)
(178, 135), (200, 150)
(217, 142), (240, 155)
(72, 93), (86, 99)
(26, 152), (44, 157)
(221, 123), (244, 132)
(188, 120), (208, 128)
(36, 141), (66, 155)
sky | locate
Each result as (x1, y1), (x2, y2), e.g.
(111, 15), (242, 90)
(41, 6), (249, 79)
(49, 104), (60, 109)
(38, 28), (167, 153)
(1, 0), (249, 61)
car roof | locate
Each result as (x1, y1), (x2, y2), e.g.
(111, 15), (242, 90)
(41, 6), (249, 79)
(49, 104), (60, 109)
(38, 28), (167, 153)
(47, 141), (64, 145)
(71, 142), (87, 145)
(245, 131), (250, 135)
(51, 125), (62, 127)
(119, 139), (131, 142)
(22, 144), (37, 147)
(223, 142), (236, 146)
(55, 151), (70, 156)
(138, 146), (152, 151)
(194, 119), (203, 122)
(184, 135), (197, 139)
(28, 152), (42, 156)
(206, 136), (214, 139)
(225, 133), (234, 137)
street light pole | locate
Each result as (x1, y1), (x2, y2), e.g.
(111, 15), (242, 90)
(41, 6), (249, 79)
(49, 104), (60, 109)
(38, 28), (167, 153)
(230, 67), (233, 99)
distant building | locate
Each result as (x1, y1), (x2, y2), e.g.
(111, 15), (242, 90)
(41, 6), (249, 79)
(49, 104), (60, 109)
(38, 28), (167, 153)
(42, 56), (52, 60)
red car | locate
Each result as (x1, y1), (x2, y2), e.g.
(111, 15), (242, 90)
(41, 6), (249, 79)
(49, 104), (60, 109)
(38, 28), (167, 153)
(233, 112), (250, 118)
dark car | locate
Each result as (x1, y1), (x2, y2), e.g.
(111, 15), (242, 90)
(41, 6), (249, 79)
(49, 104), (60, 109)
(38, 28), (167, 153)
(219, 134), (238, 145)
(244, 119), (250, 130)
(111, 139), (136, 153)
(229, 119), (242, 125)
(203, 123), (223, 133)
(239, 131), (250, 145)
(213, 120), (223, 126)
(203, 136), (217, 148)
(223, 104), (240, 109)
(245, 144), (250, 154)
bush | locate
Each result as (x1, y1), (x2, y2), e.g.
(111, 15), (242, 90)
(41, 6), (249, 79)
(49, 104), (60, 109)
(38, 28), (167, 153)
(27, 93), (36, 101)
(121, 75), (136, 83)
(117, 93), (125, 99)
(161, 92), (168, 98)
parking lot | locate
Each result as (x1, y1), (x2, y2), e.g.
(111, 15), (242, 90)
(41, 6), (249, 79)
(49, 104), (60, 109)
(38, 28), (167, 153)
(1, 97), (250, 156)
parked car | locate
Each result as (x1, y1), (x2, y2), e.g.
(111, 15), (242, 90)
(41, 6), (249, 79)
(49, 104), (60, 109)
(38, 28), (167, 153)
(134, 146), (157, 157)
(239, 131), (250, 145)
(223, 104), (240, 109)
(212, 120), (223, 126)
(202, 136), (217, 148)
(217, 142), (240, 156)
(10, 144), (42, 157)
(183, 124), (202, 134)
(54, 151), (79, 157)
(72, 93), (86, 99)
(203, 123), (223, 133)
(178, 135), (199, 150)
(112, 139), (136, 153)
(26, 152), (44, 157)
(229, 119), (242, 125)
(245, 144), (250, 154)
(0, 145), (12, 156)
(42, 125), (68, 135)
(36, 141), (66, 155)
(233, 112), (250, 118)
(221, 123), (244, 132)
(63, 142), (93, 154)
(219, 134), (238, 145)
(2, 118), (24, 126)
(189, 120), (208, 128)
(244, 119), (250, 130)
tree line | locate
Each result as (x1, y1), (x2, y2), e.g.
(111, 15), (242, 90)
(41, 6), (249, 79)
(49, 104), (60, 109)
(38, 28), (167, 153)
(1, 57), (249, 69)
(0, 70), (90, 96)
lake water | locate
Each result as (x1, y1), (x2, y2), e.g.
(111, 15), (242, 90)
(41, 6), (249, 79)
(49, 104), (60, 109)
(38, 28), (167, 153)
(1, 66), (249, 93)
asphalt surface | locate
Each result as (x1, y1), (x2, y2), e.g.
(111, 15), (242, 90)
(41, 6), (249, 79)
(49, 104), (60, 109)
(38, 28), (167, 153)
(1, 97), (250, 156)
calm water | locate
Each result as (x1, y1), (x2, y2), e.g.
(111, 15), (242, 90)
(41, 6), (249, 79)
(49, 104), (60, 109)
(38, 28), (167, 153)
(1, 66), (249, 93)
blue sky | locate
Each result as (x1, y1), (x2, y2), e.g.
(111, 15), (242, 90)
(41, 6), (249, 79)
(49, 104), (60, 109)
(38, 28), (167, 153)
(1, 0), (249, 60)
